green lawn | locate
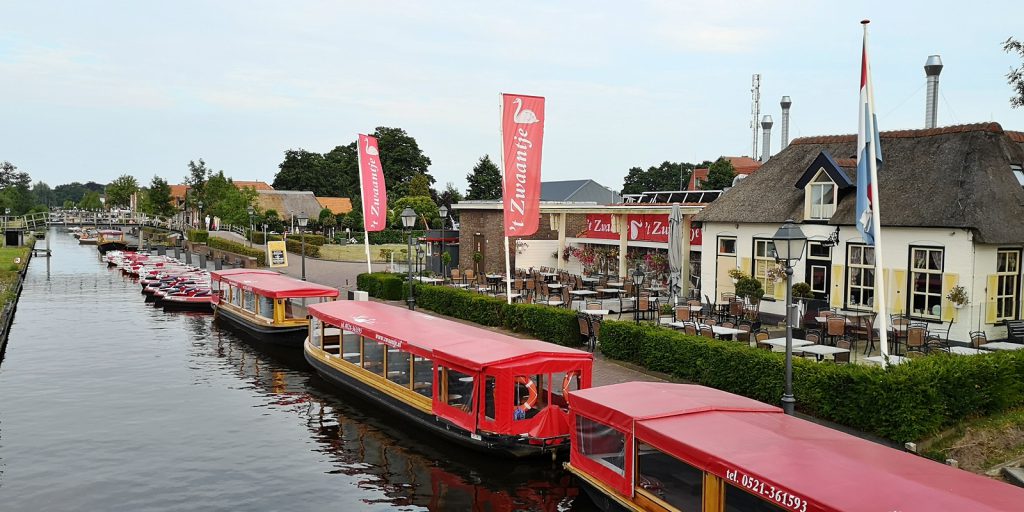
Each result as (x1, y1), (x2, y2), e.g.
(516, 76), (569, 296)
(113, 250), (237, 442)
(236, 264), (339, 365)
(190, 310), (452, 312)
(922, 407), (1024, 475)
(0, 243), (31, 306)
(318, 243), (409, 263)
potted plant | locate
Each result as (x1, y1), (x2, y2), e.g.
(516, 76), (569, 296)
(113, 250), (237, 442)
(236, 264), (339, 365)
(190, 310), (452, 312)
(441, 251), (452, 276)
(472, 251), (483, 275)
(791, 282), (815, 333)
(946, 285), (968, 309)
(734, 276), (765, 327)
(728, 268), (747, 284)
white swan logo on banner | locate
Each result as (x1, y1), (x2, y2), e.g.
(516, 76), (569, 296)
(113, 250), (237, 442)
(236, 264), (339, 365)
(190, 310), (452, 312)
(512, 97), (540, 124)
(365, 140), (379, 156)
(630, 220), (642, 239)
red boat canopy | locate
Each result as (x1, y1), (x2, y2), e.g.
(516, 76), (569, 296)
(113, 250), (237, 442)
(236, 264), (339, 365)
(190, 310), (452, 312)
(570, 382), (1024, 512)
(99, 229), (124, 235)
(308, 301), (590, 371)
(211, 270), (338, 299)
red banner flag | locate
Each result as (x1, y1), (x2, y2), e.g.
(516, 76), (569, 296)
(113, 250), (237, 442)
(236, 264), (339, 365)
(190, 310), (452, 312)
(358, 134), (388, 232)
(501, 93), (545, 237)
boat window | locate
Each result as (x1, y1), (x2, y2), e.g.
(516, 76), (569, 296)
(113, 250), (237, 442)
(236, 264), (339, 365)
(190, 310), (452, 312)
(212, 280), (220, 293)
(362, 337), (385, 376)
(576, 416), (626, 476)
(258, 295), (274, 320)
(309, 317), (322, 348)
(444, 368), (474, 413)
(387, 348), (410, 387)
(232, 286), (243, 307)
(341, 331), (360, 364)
(725, 483), (789, 512)
(484, 376), (496, 422)
(284, 297), (321, 319)
(636, 442), (703, 511)
(551, 370), (580, 410)
(412, 357), (434, 398)
(244, 291), (255, 312)
(513, 374), (548, 421)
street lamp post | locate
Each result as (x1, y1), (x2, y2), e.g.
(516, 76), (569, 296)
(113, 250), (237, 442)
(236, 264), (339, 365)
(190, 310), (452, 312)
(297, 214), (309, 281)
(632, 263), (646, 325)
(438, 205), (449, 277)
(247, 206), (255, 247)
(263, 223), (268, 247)
(401, 207), (418, 310)
(771, 219), (808, 416)
(198, 201), (204, 230)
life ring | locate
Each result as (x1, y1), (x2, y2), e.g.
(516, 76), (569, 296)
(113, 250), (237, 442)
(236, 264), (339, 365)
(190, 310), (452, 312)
(515, 376), (538, 413)
(562, 370), (580, 396)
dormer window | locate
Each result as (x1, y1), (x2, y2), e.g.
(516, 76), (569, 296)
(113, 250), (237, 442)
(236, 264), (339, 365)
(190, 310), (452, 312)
(1013, 165), (1024, 187)
(806, 169), (836, 220)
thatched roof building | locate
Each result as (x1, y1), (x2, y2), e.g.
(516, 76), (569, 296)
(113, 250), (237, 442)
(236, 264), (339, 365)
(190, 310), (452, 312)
(696, 123), (1024, 244)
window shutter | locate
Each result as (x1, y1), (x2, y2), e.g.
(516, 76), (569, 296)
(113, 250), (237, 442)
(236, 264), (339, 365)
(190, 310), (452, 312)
(893, 270), (907, 316)
(830, 265), (844, 308)
(940, 273), (958, 321)
(740, 257), (752, 275)
(773, 279), (786, 301)
(985, 274), (999, 325)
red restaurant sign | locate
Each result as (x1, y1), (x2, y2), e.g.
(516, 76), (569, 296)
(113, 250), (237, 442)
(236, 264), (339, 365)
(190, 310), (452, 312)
(584, 214), (702, 245)
(501, 93), (545, 237)
(357, 134), (388, 232)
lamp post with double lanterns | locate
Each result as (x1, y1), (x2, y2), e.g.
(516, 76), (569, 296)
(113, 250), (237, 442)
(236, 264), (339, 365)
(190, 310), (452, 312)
(247, 206), (255, 247)
(197, 201), (204, 230)
(297, 214), (308, 281)
(438, 205), (449, 277)
(401, 207), (417, 310)
(771, 219), (808, 415)
(632, 263), (646, 325)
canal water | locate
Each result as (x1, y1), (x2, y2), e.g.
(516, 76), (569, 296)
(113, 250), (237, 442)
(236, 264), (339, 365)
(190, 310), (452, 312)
(0, 230), (591, 511)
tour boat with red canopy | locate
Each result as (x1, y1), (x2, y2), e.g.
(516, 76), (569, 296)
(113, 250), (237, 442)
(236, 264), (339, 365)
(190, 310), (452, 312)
(566, 382), (1024, 512)
(96, 229), (127, 254)
(211, 269), (338, 345)
(304, 300), (594, 458)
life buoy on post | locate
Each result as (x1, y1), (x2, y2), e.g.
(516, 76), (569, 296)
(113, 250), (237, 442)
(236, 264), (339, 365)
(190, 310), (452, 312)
(562, 370), (580, 396)
(515, 376), (538, 418)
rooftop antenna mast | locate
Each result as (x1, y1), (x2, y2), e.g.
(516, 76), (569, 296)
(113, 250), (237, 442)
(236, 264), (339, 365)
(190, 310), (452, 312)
(750, 74), (761, 159)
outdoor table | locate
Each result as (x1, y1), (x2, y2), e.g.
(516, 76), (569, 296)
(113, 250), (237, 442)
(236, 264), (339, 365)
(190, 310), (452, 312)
(416, 276), (443, 284)
(547, 283), (563, 289)
(569, 290), (598, 296)
(814, 316), (850, 324)
(582, 309), (610, 316)
(948, 346), (988, 355)
(762, 338), (815, 349)
(798, 344), (850, 361)
(837, 310), (874, 317)
(865, 355), (908, 367)
(698, 324), (744, 340)
(980, 342), (1024, 351)
(596, 288), (623, 298)
(606, 282), (624, 288)
(581, 277), (599, 283)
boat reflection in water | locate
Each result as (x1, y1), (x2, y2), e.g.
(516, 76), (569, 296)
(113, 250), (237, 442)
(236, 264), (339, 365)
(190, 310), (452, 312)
(191, 316), (584, 511)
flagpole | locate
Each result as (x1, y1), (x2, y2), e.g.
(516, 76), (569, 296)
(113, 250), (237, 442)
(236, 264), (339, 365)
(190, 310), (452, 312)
(357, 135), (373, 275)
(499, 93), (513, 305)
(863, 20), (890, 359)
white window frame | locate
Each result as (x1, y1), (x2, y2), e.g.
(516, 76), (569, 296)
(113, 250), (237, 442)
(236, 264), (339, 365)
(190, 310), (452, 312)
(753, 239), (776, 298)
(804, 169), (837, 221)
(996, 249), (1021, 322)
(846, 244), (875, 311)
(910, 247), (944, 320)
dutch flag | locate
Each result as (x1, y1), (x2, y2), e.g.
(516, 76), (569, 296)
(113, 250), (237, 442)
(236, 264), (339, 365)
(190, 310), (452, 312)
(856, 21), (883, 245)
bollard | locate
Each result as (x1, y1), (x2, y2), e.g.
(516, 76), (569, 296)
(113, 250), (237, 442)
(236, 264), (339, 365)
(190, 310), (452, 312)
(214, 256), (223, 270)
(157, 245), (166, 256)
(173, 246), (180, 259)
(198, 253), (207, 269)
(185, 251), (192, 265)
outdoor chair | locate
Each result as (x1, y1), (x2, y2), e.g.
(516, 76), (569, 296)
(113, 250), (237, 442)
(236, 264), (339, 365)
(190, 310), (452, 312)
(736, 321), (752, 344)
(474, 275), (490, 294)
(704, 317), (717, 326)
(577, 313), (597, 352)
(525, 279), (536, 299)
(826, 316), (847, 346)
(637, 295), (653, 321)
(890, 315), (910, 355)
(683, 322), (698, 336)
(674, 305), (691, 322)
(586, 301), (603, 311)
(905, 323), (928, 354)
(926, 320), (952, 353)
(728, 299), (744, 322)
(754, 330), (771, 350)
(450, 268), (462, 285)
(805, 330), (822, 345)
(720, 321), (736, 329)
(561, 287), (572, 309)
(464, 269), (475, 281)
(833, 338), (852, 364)
(700, 325), (715, 339)
(969, 331), (988, 349)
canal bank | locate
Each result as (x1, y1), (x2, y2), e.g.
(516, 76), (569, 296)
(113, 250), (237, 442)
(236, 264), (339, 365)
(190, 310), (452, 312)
(0, 236), (34, 361)
(0, 230), (597, 511)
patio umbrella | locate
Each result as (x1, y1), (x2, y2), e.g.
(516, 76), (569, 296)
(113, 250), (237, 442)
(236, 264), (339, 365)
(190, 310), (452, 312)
(667, 202), (684, 304)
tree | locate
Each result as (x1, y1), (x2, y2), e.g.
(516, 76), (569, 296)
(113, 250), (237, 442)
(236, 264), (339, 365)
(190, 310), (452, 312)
(370, 126), (433, 200)
(53, 182), (88, 205)
(407, 173), (432, 197)
(79, 191), (103, 210)
(32, 181), (52, 207)
(703, 158), (737, 190)
(465, 155), (502, 200)
(319, 207), (337, 235)
(392, 196), (438, 230)
(143, 176), (175, 217)
(1005, 37), (1024, 108)
(105, 174), (138, 208)
(273, 149), (326, 193)
(437, 182), (463, 223)
(185, 159), (211, 209)
(62, 199), (74, 209)
(621, 161), (697, 195)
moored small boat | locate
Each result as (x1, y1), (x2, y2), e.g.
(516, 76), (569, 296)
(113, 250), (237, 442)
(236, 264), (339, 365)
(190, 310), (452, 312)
(304, 300), (594, 458)
(97, 229), (128, 254)
(161, 287), (214, 312)
(78, 229), (98, 245)
(211, 269), (339, 346)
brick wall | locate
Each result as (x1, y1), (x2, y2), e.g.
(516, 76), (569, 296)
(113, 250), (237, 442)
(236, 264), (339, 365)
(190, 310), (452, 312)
(457, 209), (560, 275)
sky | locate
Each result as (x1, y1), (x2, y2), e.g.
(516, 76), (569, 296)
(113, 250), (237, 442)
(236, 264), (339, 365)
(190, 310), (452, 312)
(1, 1), (1021, 194)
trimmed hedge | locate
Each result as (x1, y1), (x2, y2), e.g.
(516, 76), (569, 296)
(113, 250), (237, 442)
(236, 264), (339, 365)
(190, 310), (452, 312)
(187, 229), (209, 243)
(356, 277), (583, 347)
(354, 229), (426, 245)
(285, 238), (321, 257)
(207, 237), (267, 266)
(248, 231), (327, 247)
(357, 272), (405, 300)
(599, 321), (1024, 442)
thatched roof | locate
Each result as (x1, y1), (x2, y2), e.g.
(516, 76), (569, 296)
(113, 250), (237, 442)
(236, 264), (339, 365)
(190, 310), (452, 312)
(255, 190), (324, 220)
(695, 122), (1024, 244)
(316, 197), (353, 214)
